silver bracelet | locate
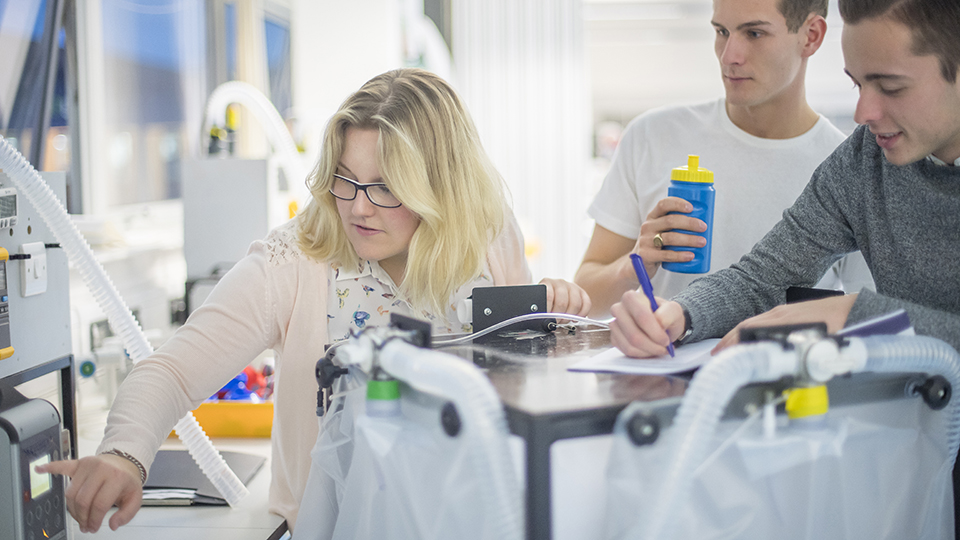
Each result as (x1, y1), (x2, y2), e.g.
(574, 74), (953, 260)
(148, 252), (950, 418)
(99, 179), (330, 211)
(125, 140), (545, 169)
(100, 449), (147, 486)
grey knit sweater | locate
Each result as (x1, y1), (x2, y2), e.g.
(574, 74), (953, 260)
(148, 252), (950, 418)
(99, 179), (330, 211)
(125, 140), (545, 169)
(675, 124), (960, 351)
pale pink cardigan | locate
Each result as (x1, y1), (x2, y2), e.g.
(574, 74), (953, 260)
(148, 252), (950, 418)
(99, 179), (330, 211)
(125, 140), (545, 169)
(98, 214), (532, 528)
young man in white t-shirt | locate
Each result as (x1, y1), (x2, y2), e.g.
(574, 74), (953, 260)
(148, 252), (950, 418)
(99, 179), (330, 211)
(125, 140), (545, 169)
(575, 0), (873, 315)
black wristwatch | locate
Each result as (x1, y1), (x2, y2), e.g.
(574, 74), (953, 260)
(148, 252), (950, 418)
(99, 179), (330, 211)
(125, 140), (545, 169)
(674, 307), (694, 346)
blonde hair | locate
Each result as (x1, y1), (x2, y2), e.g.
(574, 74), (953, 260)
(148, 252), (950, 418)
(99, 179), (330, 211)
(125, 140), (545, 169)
(297, 68), (507, 313)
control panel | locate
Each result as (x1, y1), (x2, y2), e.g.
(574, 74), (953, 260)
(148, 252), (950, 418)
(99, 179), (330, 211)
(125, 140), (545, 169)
(1, 382), (66, 540)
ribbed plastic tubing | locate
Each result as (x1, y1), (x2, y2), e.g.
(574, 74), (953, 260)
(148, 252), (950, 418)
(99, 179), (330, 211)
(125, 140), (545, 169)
(0, 137), (248, 506)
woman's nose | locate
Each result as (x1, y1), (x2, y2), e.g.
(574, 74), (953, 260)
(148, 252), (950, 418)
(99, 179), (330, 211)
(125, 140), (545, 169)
(350, 189), (377, 216)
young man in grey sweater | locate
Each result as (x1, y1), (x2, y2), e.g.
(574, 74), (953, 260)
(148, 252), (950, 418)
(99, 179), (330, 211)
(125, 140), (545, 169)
(608, 0), (960, 358)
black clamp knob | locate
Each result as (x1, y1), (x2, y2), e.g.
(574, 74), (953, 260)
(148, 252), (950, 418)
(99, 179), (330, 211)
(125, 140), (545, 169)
(316, 355), (348, 388)
(626, 412), (660, 447)
(918, 375), (951, 410)
(315, 351), (349, 417)
(441, 402), (461, 437)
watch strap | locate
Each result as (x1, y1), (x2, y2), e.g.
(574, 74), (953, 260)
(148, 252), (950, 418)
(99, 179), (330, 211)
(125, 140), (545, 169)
(674, 307), (694, 346)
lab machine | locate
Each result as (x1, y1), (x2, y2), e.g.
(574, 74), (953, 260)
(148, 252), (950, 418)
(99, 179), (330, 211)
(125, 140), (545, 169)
(0, 171), (73, 540)
(0, 381), (66, 540)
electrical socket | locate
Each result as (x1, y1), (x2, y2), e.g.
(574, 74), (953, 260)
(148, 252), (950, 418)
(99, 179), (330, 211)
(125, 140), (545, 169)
(20, 241), (47, 297)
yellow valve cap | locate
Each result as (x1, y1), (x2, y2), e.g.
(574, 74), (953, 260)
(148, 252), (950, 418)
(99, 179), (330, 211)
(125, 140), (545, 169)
(670, 154), (714, 183)
(784, 385), (829, 419)
(226, 103), (239, 130)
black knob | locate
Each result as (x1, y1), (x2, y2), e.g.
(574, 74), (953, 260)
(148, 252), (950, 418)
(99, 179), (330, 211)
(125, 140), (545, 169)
(626, 412), (660, 446)
(919, 375), (951, 410)
(315, 356), (348, 388)
(441, 402), (461, 437)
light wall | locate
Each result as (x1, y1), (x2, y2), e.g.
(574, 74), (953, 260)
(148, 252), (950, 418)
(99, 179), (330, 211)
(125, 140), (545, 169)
(289, 0), (403, 161)
(452, 0), (592, 281)
(587, 0), (858, 130)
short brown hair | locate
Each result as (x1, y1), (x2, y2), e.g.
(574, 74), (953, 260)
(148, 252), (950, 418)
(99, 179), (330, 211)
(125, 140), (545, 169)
(839, 0), (960, 81)
(779, 0), (829, 32)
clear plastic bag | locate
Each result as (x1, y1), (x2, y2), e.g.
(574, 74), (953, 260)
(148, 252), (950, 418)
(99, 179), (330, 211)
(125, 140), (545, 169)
(295, 358), (522, 540)
(604, 397), (954, 540)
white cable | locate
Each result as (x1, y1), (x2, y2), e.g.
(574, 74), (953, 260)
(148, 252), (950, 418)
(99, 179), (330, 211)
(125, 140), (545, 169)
(432, 313), (610, 347)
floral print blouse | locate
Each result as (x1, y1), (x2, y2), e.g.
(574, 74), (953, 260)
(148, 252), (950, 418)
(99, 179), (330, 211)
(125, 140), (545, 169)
(326, 259), (493, 342)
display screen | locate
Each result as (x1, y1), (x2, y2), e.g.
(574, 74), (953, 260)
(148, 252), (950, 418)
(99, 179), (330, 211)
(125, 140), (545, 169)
(29, 454), (51, 499)
(0, 194), (15, 219)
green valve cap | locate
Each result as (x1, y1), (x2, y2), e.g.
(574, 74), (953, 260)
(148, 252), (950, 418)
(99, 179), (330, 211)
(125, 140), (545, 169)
(366, 379), (400, 400)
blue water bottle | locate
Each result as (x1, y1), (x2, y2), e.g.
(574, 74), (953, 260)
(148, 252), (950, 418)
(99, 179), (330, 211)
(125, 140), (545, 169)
(662, 155), (715, 274)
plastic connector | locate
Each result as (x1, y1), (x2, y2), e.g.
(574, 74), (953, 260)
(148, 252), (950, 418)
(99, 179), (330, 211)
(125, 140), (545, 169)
(751, 342), (799, 381)
(804, 340), (841, 382)
(335, 335), (376, 372)
(805, 337), (868, 382)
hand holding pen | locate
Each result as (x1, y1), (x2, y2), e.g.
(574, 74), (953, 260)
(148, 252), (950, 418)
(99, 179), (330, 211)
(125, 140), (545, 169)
(607, 254), (685, 359)
(629, 253), (674, 357)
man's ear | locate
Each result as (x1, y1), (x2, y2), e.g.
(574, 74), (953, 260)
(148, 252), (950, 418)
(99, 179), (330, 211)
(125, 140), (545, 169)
(799, 13), (827, 58)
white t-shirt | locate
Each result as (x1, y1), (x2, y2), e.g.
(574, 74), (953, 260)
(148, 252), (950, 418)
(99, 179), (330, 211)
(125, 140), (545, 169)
(589, 98), (874, 299)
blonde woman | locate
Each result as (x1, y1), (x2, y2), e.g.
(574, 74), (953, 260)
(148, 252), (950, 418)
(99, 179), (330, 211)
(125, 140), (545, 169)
(43, 68), (590, 533)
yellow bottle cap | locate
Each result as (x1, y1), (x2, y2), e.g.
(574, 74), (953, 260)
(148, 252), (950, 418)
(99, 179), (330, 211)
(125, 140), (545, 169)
(784, 385), (829, 419)
(670, 155), (714, 184)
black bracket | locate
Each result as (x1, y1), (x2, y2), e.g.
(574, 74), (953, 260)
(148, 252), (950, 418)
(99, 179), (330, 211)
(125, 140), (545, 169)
(739, 322), (828, 348)
(315, 347), (348, 417)
(389, 313), (432, 348)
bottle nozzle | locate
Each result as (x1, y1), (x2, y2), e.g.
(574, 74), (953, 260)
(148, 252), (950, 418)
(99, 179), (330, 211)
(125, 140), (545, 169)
(670, 154), (713, 183)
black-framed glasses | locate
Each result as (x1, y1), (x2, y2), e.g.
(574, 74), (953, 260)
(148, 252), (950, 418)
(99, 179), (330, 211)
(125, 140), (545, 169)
(329, 174), (403, 208)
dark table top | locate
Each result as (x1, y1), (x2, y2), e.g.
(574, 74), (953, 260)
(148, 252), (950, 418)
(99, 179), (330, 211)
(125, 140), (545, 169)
(439, 327), (689, 416)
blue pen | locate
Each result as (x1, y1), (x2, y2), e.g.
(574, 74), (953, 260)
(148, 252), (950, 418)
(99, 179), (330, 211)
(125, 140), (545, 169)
(629, 253), (676, 357)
